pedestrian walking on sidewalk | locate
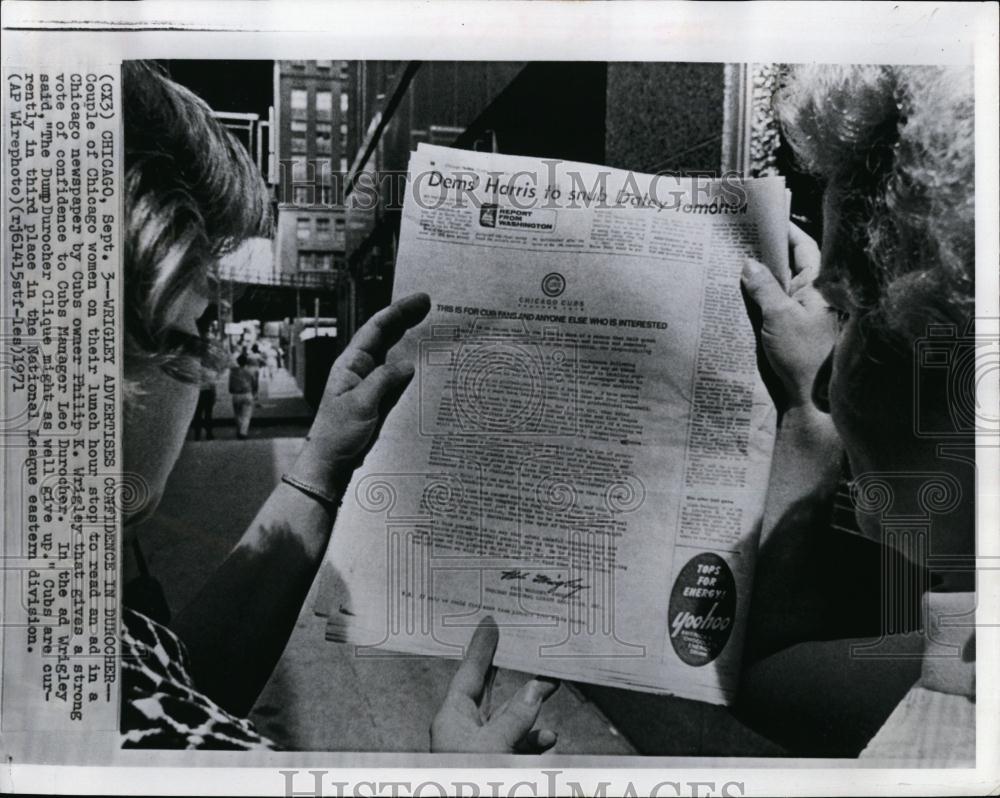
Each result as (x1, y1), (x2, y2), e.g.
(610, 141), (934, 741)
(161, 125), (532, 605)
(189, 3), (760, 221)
(191, 382), (217, 440)
(190, 325), (218, 440)
(263, 340), (278, 379)
(228, 353), (255, 439)
(247, 343), (263, 403)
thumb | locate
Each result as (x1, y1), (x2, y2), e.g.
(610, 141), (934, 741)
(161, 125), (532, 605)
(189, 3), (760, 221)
(741, 258), (790, 315)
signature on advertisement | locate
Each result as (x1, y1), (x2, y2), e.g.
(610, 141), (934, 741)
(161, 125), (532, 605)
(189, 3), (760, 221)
(499, 569), (589, 598)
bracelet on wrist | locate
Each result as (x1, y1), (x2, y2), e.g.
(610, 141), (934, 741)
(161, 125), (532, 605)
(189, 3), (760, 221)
(281, 472), (340, 512)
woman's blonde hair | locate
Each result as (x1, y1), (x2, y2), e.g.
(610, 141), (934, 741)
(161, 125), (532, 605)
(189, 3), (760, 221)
(123, 61), (272, 386)
(777, 64), (975, 436)
(777, 64), (974, 346)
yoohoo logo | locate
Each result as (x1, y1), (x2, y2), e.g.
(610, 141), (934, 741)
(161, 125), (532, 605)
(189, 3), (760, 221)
(667, 552), (737, 666)
(670, 602), (732, 638)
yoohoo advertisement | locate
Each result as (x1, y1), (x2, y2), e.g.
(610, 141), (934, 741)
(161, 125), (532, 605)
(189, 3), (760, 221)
(667, 552), (737, 667)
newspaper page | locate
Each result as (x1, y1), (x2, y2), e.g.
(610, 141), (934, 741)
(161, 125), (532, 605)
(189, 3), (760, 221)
(317, 145), (787, 705)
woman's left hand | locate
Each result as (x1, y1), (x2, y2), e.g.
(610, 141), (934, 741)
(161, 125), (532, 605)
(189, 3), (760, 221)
(741, 223), (837, 411)
(431, 617), (560, 753)
(290, 292), (431, 498)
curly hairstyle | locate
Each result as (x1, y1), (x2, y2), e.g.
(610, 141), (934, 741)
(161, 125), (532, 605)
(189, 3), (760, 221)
(776, 65), (974, 347)
(122, 61), (272, 387)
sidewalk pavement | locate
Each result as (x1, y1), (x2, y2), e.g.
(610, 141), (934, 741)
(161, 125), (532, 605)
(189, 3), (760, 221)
(210, 366), (313, 422)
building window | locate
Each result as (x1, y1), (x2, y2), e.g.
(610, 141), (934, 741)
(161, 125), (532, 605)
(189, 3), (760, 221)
(299, 251), (334, 272)
(340, 156), (349, 175)
(334, 217), (346, 248)
(290, 119), (308, 153)
(290, 88), (308, 118)
(315, 121), (332, 153)
(320, 185), (333, 205)
(315, 217), (331, 235)
(340, 91), (349, 113)
(339, 62), (350, 80)
(316, 90), (332, 119)
(340, 122), (348, 150)
(290, 60), (306, 69)
(296, 218), (311, 240)
(316, 59), (332, 70)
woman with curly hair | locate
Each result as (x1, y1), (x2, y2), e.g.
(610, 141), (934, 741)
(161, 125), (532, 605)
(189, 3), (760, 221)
(737, 64), (976, 762)
(119, 62), (557, 751)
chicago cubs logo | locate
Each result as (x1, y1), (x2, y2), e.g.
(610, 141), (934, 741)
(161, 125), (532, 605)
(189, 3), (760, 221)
(541, 272), (566, 297)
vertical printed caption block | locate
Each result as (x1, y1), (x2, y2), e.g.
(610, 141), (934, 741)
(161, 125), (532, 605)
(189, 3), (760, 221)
(2, 68), (121, 732)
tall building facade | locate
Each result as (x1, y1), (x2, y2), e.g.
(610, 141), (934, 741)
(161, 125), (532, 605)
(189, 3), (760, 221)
(274, 60), (356, 299)
(339, 61), (526, 342)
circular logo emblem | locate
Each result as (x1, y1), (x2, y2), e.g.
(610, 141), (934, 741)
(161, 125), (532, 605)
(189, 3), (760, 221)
(668, 552), (737, 667)
(541, 272), (566, 297)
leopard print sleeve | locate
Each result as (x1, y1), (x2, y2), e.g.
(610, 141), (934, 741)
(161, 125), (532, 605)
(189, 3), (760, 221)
(121, 609), (277, 750)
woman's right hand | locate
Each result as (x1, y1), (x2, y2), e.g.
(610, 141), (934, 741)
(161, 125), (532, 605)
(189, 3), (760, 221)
(741, 223), (837, 411)
(290, 292), (431, 499)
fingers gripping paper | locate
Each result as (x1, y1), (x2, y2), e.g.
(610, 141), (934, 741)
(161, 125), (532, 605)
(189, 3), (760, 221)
(316, 146), (787, 705)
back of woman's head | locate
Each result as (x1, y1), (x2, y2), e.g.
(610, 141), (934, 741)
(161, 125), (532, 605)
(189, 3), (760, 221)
(123, 61), (272, 384)
(777, 65), (975, 437)
(777, 65), (974, 346)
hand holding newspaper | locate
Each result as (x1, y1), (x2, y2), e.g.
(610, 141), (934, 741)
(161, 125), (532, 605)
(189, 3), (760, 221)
(316, 144), (789, 705)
